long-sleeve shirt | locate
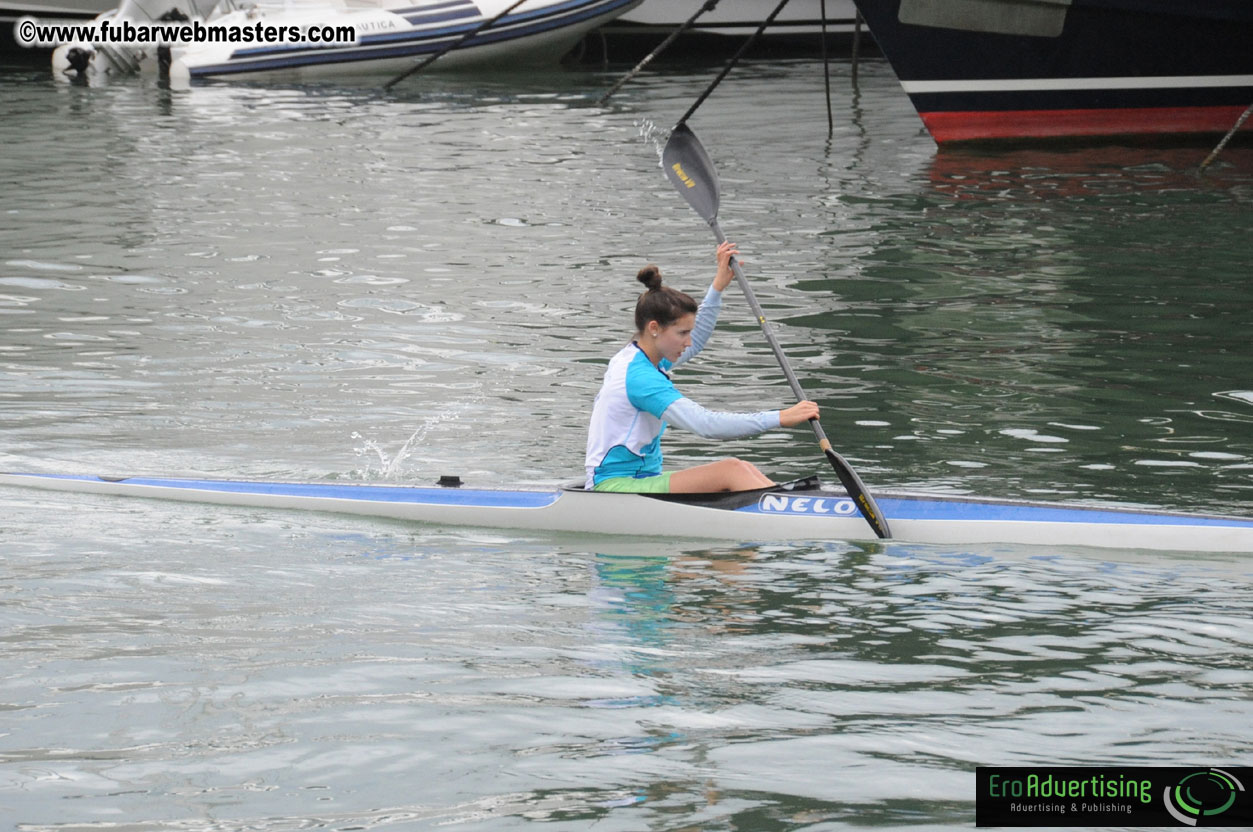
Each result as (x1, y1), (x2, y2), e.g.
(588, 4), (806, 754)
(584, 286), (781, 489)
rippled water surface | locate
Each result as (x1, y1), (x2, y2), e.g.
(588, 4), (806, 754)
(1, 55), (1251, 830)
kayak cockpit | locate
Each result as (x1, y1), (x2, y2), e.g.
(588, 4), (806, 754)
(559, 475), (825, 510)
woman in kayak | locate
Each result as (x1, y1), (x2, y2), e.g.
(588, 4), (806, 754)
(585, 241), (820, 493)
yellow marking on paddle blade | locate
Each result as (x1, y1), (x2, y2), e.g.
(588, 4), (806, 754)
(671, 162), (697, 189)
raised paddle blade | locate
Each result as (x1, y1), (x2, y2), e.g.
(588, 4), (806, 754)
(659, 120), (892, 540)
(662, 123), (721, 223)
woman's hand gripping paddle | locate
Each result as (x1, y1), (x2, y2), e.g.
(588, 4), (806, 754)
(662, 123), (892, 539)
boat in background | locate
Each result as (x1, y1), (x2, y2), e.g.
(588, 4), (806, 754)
(600, 0), (869, 56)
(852, 0), (1253, 145)
(3, 471), (1252, 553)
(3, 0), (111, 27)
(2, 0), (111, 58)
(4, 0), (108, 19)
(50, 0), (641, 83)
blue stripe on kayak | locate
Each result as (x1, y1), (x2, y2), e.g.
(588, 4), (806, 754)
(879, 497), (1251, 527)
(8, 474), (1252, 529)
(738, 492), (1253, 528)
(23, 474), (560, 509)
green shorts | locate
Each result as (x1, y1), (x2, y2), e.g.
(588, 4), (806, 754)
(593, 472), (674, 494)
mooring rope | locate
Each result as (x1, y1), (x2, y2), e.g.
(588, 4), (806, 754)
(821, 0), (833, 136)
(383, 0), (529, 91)
(597, 0), (723, 106)
(675, 0), (794, 130)
(851, 9), (863, 86)
(1199, 102), (1253, 172)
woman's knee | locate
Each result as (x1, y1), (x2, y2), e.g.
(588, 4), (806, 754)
(730, 457), (764, 474)
(722, 457), (772, 487)
(671, 458), (773, 492)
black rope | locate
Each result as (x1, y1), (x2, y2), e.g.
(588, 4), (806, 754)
(674, 0), (793, 130)
(851, 9), (863, 87)
(821, 0), (833, 137)
(383, 0), (529, 91)
(597, 0), (722, 106)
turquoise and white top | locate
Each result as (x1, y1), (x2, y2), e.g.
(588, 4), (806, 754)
(584, 286), (781, 489)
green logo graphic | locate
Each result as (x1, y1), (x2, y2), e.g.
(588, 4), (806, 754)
(1164, 769), (1245, 826)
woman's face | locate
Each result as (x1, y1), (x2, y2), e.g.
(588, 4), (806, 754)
(650, 313), (696, 363)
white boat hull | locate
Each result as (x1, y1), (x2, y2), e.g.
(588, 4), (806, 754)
(49, 0), (642, 83)
(612, 0), (860, 38)
(2, 0), (111, 19)
(4, 472), (1252, 553)
(181, 0), (642, 81)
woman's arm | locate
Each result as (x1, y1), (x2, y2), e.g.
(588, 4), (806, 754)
(663, 397), (821, 439)
(673, 285), (722, 367)
(662, 396), (779, 440)
(711, 240), (737, 292)
(673, 241), (739, 368)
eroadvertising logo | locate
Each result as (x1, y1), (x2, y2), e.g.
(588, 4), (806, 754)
(975, 766), (1250, 827)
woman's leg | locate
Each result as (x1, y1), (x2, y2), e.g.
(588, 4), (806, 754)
(669, 458), (774, 493)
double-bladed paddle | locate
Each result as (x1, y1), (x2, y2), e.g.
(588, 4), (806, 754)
(662, 123), (892, 539)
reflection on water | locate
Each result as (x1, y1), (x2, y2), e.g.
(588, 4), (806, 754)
(1, 58), (1250, 830)
(585, 544), (1250, 822)
(798, 143), (1253, 509)
(3, 490), (1248, 829)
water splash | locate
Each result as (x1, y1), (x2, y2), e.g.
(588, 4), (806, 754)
(351, 395), (483, 481)
(635, 119), (669, 167)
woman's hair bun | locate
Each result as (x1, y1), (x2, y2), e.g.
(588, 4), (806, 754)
(636, 265), (663, 292)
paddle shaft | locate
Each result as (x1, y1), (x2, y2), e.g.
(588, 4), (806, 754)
(710, 223), (827, 440)
(662, 122), (890, 539)
(708, 220), (892, 539)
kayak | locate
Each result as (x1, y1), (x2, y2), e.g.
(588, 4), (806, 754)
(3, 471), (1251, 553)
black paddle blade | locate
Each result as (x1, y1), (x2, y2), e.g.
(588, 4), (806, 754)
(662, 123), (721, 223)
(826, 449), (892, 539)
(661, 120), (893, 541)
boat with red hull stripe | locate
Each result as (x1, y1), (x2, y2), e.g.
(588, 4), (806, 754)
(852, 0), (1253, 144)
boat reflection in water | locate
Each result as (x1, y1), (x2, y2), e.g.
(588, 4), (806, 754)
(926, 144), (1253, 197)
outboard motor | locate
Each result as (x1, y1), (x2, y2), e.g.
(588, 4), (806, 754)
(52, 38), (106, 79)
(63, 46), (96, 75)
(155, 7), (189, 80)
(50, 0), (216, 82)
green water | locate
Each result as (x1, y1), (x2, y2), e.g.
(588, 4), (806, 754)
(1, 58), (1250, 830)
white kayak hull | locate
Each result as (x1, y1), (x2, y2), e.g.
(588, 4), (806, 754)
(3, 472), (1252, 553)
